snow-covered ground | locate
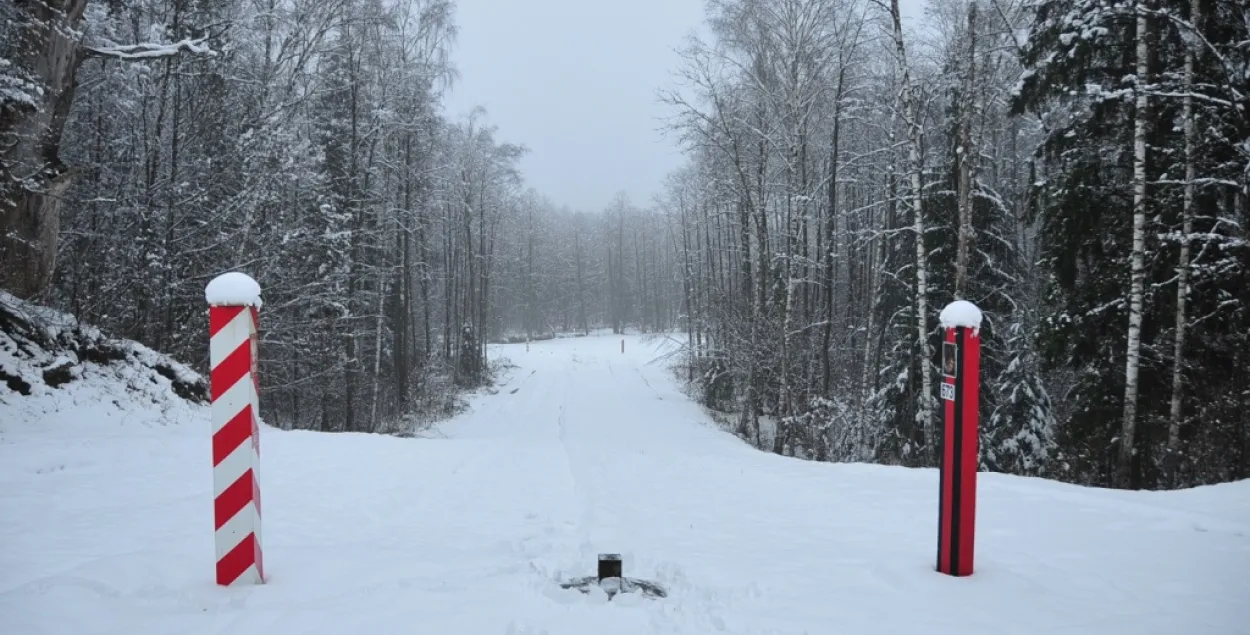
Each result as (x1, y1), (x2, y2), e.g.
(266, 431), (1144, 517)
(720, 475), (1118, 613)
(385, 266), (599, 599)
(2, 332), (1248, 634)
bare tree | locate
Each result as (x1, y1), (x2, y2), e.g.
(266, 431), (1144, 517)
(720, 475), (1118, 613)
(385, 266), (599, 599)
(0, 0), (211, 297)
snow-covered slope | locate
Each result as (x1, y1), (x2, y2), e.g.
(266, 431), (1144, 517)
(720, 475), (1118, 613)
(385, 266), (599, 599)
(1, 331), (1247, 635)
(0, 292), (206, 438)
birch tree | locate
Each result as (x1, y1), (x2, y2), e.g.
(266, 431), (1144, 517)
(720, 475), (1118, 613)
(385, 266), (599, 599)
(888, 0), (937, 460)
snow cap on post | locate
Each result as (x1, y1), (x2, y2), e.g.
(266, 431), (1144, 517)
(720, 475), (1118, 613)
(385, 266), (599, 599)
(206, 272), (263, 308)
(939, 300), (982, 330)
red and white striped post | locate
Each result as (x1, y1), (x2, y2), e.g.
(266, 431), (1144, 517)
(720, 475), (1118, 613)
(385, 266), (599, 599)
(206, 272), (264, 586)
(936, 300), (982, 577)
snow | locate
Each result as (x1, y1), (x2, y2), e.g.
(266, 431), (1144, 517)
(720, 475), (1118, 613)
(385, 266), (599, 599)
(205, 272), (263, 308)
(2, 332), (1249, 634)
(940, 299), (984, 329)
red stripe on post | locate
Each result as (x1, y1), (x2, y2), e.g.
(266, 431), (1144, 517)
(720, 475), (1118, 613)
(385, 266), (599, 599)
(958, 331), (981, 575)
(211, 341), (252, 401)
(212, 405), (254, 466)
(214, 469), (254, 530)
(209, 305), (246, 337)
(216, 533), (258, 586)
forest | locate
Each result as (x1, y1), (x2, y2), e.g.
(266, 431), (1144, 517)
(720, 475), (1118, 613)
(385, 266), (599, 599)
(2, 0), (1247, 490)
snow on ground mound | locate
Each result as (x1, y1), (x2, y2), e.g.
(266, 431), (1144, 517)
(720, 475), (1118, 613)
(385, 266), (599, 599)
(0, 291), (207, 437)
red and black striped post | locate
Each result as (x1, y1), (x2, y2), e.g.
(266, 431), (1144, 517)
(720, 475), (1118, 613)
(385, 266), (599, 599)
(937, 300), (981, 577)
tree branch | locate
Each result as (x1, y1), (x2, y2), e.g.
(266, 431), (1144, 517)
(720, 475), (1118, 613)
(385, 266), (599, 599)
(83, 38), (215, 61)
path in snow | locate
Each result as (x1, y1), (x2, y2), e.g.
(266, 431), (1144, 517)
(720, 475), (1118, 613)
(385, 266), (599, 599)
(1, 332), (1248, 634)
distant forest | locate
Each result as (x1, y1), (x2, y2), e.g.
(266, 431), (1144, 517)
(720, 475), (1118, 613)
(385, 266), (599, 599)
(2, 0), (1246, 489)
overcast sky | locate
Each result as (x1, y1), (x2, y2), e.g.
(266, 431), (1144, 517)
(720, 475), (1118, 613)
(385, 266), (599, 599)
(441, 0), (927, 214)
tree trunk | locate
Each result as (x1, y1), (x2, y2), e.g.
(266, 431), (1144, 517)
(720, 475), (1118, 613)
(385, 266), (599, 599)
(0, 0), (90, 297)
(442, 202), (454, 360)
(575, 221), (588, 334)
(526, 205), (536, 338)
(1119, 4), (1150, 489)
(778, 77), (805, 441)
(955, 2), (977, 299)
(462, 191), (477, 383)
(608, 245), (620, 334)
(370, 273), (387, 431)
(890, 0), (934, 461)
(417, 197), (432, 362)
(1165, 0), (1200, 487)
(864, 108), (899, 408)
(679, 196), (696, 368)
(634, 230), (646, 332)
(822, 68), (846, 396)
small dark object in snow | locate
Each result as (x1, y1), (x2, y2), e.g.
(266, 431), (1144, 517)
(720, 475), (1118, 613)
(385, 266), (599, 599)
(559, 553), (666, 600)
(598, 553), (621, 580)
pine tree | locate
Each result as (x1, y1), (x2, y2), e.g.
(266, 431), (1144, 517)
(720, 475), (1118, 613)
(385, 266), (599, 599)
(1014, 0), (1249, 486)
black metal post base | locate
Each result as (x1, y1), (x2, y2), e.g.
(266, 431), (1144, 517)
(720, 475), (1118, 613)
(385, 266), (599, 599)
(598, 553), (622, 581)
(559, 553), (668, 600)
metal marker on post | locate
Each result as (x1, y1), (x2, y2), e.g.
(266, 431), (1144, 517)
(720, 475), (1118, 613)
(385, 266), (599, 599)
(937, 300), (981, 577)
(206, 272), (265, 586)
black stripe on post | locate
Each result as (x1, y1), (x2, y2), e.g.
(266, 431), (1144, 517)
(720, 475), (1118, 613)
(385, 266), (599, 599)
(949, 326), (965, 577)
(937, 422), (946, 572)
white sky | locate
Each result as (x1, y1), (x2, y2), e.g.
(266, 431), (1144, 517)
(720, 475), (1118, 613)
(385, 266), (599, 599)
(442, 0), (929, 214)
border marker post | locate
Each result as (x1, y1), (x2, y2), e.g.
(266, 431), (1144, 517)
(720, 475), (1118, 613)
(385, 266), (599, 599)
(937, 300), (981, 577)
(206, 272), (265, 586)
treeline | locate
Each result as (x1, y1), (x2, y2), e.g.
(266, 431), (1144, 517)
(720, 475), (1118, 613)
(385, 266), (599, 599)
(4, 0), (680, 433)
(658, 0), (1249, 489)
(5, 0), (1246, 487)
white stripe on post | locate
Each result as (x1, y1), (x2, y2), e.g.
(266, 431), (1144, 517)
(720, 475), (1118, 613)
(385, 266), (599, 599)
(211, 371), (255, 432)
(214, 436), (256, 498)
(207, 273), (265, 586)
(209, 307), (255, 364)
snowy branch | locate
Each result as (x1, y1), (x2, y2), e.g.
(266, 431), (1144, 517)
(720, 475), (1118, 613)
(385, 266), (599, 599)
(1153, 178), (1242, 188)
(83, 38), (216, 61)
(1145, 90), (1235, 109)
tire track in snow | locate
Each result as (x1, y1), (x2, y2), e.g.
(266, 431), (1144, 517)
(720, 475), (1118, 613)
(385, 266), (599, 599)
(502, 367), (586, 569)
(542, 352), (635, 570)
(552, 354), (652, 562)
(556, 390), (599, 556)
(634, 367), (663, 401)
